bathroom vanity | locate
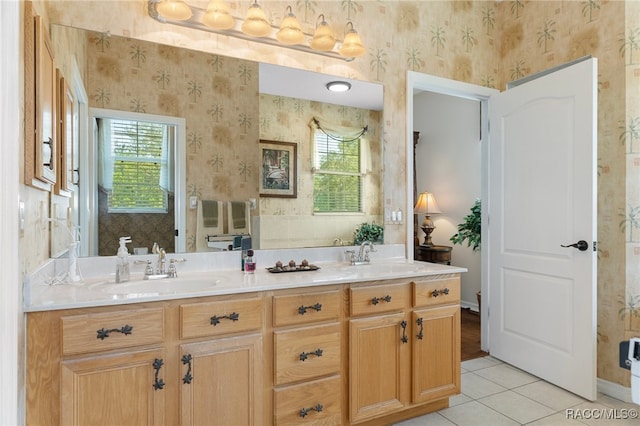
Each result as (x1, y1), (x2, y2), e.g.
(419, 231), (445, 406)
(25, 247), (464, 425)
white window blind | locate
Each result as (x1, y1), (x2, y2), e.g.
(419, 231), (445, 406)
(313, 128), (363, 213)
(99, 118), (169, 213)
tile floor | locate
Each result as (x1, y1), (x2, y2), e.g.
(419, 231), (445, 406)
(396, 356), (639, 426)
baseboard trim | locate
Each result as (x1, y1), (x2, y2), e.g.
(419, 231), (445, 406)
(461, 300), (479, 313)
(597, 377), (633, 403)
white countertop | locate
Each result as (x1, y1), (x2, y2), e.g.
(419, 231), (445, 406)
(24, 245), (466, 312)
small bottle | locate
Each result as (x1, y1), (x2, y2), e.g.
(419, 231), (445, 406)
(116, 237), (132, 283)
(244, 249), (256, 274)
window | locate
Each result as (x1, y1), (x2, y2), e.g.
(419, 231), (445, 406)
(313, 128), (363, 213)
(98, 118), (173, 213)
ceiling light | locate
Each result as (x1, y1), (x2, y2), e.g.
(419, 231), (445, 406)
(310, 14), (336, 51)
(241, 0), (271, 37)
(156, 0), (192, 21)
(276, 6), (304, 45)
(339, 22), (366, 58)
(326, 81), (351, 93)
(202, 0), (234, 30)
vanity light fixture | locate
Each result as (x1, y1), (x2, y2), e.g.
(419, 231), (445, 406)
(147, 1), (365, 61)
(156, 0), (192, 21)
(276, 6), (304, 45)
(241, 0), (271, 37)
(202, 0), (235, 30)
(326, 81), (351, 93)
(339, 21), (366, 58)
(309, 14), (336, 52)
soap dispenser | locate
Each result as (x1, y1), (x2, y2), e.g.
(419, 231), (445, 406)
(116, 237), (132, 283)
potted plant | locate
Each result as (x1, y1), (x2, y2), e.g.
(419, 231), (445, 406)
(450, 199), (482, 310)
(353, 222), (384, 245)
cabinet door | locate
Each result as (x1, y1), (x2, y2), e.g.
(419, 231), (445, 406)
(349, 312), (408, 422)
(61, 348), (165, 426)
(412, 305), (461, 403)
(180, 333), (263, 426)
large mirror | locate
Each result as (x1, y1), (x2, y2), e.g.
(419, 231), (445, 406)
(50, 24), (384, 256)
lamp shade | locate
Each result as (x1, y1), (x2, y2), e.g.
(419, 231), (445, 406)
(276, 7), (304, 45)
(156, 0), (193, 21)
(241, 1), (271, 37)
(310, 15), (336, 51)
(414, 192), (442, 215)
(202, 0), (235, 30)
(339, 23), (365, 58)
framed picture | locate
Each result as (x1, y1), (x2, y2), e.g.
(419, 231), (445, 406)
(259, 140), (297, 198)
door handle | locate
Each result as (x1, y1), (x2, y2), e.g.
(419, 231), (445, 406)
(561, 240), (589, 251)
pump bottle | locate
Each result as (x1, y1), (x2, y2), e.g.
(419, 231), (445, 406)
(116, 237), (132, 283)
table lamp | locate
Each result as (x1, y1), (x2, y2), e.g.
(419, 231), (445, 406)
(414, 192), (442, 247)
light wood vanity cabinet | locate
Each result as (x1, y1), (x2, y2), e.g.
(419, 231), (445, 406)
(26, 274), (460, 426)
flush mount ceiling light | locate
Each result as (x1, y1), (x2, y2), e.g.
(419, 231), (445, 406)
(276, 6), (304, 45)
(326, 81), (351, 92)
(156, 0), (192, 21)
(147, 0), (366, 61)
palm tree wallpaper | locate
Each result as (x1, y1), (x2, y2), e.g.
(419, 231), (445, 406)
(40, 0), (640, 390)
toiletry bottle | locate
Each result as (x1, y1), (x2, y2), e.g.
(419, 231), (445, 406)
(116, 237), (132, 283)
(244, 249), (256, 274)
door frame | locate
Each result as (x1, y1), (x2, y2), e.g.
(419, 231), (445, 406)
(406, 71), (498, 351)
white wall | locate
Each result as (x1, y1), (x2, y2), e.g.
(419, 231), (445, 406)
(414, 91), (482, 309)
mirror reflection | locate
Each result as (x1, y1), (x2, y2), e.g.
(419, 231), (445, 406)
(50, 24), (383, 256)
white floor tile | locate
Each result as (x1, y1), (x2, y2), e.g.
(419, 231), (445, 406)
(449, 392), (473, 407)
(473, 363), (539, 389)
(393, 411), (456, 425)
(478, 390), (556, 424)
(526, 412), (589, 425)
(513, 380), (587, 411)
(461, 372), (508, 399)
(439, 400), (520, 426)
(461, 356), (503, 372)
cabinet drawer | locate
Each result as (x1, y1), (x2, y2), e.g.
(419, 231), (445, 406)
(413, 277), (460, 307)
(61, 308), (164, 356)
(180, 296), (263, 339)
(274, 323), (340, 385)
(349, 282), (411, 316)
(273, 289), (341, 327)
(274, 375), (341, 425)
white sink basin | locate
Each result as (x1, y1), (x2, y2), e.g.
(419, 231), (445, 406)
(87, 275), (221, 295)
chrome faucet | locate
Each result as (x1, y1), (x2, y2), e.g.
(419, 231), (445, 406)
(152, 243), (166, 275)
(346, 241), (376, 265)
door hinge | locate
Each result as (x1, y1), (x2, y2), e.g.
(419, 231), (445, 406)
(175, 229), (179, 237)
(593, 241), (597, 252)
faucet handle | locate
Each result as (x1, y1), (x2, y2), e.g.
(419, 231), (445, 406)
(345, 250), (356, 264)
(134, 260), (153, 275)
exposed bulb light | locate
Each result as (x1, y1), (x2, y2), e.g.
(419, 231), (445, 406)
(276, 6), (304, 45)
(339, 21), (366, 58)
(202, 0), (234, 30)
(241, 0), (271, 37)
(309, 14), (336, 51)
(156, 0), (192, 21)
(326, 81), (351, 92)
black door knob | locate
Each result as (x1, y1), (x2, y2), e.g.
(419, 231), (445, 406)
(561, 240), (589, 251)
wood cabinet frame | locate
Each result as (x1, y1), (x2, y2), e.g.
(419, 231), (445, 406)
(55, 70), (75, 196)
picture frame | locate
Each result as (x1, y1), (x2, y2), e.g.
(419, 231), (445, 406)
(259, 140), (297, 198)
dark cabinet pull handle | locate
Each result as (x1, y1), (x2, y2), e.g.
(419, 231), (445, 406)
(182, 354), (193, 384)
(96, 324), (133, 340)
(210, 312), (239, 326)
(299, 348), (323, 361)
(298, 303), (322, 315)
(371, 295), (392, 305)
(299, 403), (323, 418)
(153, 358), (165, 390)
(416, 317), (424, 340)
(400, 320), (408, 344)
(431, 288), (450, 298)
(43, 137), (53, 169)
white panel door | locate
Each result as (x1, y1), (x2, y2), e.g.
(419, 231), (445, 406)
(488, 58), (597, 400)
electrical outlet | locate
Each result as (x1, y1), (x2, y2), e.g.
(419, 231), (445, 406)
(19, 201), (25, 233)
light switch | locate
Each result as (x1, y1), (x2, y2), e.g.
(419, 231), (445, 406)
(19, 201), (25, 232)
(190, 196), (198, 209)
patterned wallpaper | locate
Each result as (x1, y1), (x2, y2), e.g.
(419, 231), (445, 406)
(32, 0), (639, 387)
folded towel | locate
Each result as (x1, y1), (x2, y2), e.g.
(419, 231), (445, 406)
(230, 201), (246, 229)
(202, 200), (219, 228)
